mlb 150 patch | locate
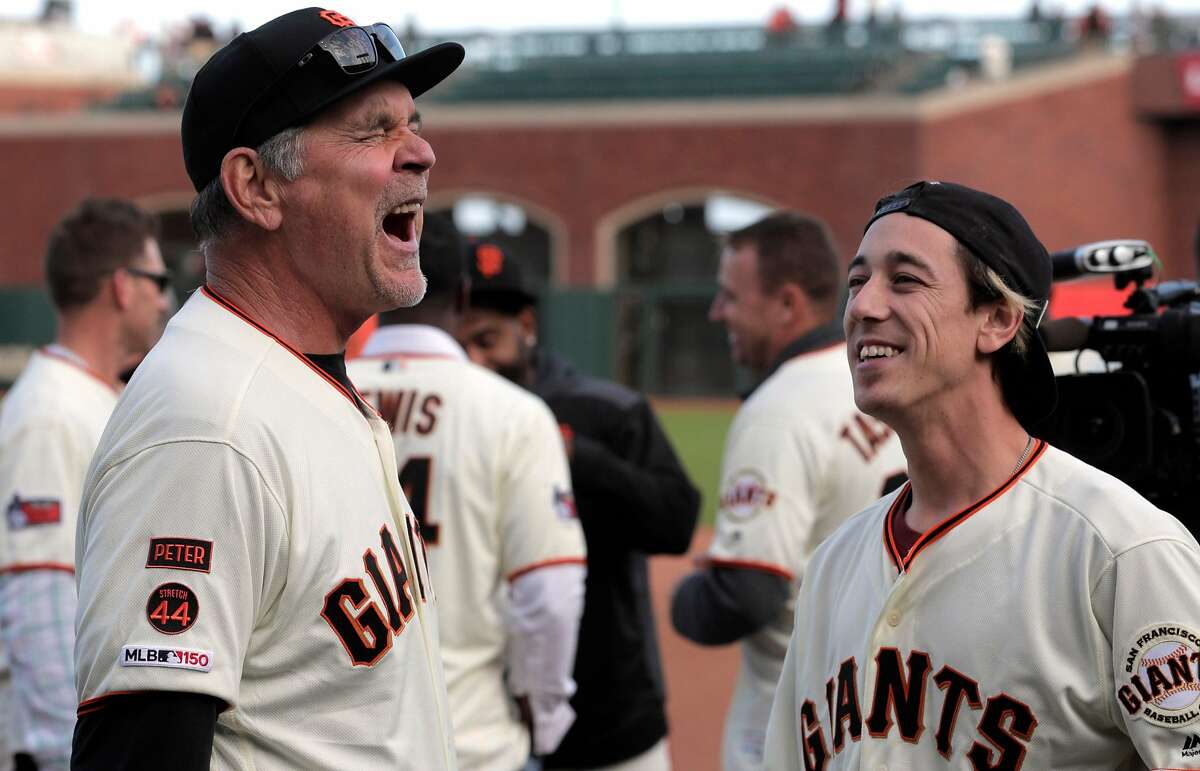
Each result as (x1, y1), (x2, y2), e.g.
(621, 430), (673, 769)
(145, 582), (199, 635)
(6, 494), (61, 530)
(119, 645), (212, 672)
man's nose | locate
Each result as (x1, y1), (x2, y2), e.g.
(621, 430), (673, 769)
(397, 133), (436, 174)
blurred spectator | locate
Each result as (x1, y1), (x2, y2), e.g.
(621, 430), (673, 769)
(766, 7), (798, 46)
(1080, 2), (1112, 45)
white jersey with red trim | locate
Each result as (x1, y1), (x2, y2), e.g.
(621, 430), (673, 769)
(74, 288), (455, 770)
(764, 441), (1200, 770)
(349, 324), (586, 771)
(0, 348), (118, 573)
(0, 347), (118, 767)
(706, 343), (905, 771)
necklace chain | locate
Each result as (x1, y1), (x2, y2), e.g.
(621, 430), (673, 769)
(1011, 434), (1034, 476)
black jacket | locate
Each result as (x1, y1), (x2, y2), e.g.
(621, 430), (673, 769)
(536, 351), (700, 768)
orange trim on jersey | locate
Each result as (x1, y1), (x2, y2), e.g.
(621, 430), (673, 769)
(201, 286), (369, 409)
(0, 562), (74, 575)
(696, 556), (796, 582)
(38, 346), (119, 394)
(884, 439), (1048, 573)
(507, 556), (587, 582)
(77, 690), (144, 716)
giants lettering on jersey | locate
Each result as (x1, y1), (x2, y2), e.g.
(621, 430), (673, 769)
(798, 648), (1037, 770)
(321, 524), (427, 667)
(364, 389), (442, 436)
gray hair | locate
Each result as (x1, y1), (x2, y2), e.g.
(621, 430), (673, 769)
(190, 126), (307, 253)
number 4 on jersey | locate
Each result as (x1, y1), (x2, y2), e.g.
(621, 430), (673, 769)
(399, 456), (440, 545)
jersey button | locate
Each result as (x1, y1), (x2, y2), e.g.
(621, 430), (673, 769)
(887, 611), (901, 627)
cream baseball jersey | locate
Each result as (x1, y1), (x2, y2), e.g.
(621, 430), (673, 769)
(0, 347), (118, 574)
(349, 324), (585, 771)
(74, 288), (455, 770)
(764, 441), (1200, 770)
(706, 343), (905, 770)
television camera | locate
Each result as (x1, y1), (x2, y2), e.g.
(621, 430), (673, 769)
(1036, 239), (1200, 521)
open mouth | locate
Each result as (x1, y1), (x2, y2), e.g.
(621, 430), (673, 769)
(858, 344), (903, 362)
(382, 202), (421, 244)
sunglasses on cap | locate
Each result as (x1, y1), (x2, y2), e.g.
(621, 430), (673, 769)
(297, 23), (406, 76)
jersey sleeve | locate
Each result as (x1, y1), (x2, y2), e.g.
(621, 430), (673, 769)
(499, 401), (586, 581)
(1103, 536), (1200, 767)
(706, 419), (820, 582)
(0, 417), (89, 571)
(74, 440), (287, 712)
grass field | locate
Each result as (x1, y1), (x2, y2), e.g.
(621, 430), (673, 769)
(655, 399), (737, 526)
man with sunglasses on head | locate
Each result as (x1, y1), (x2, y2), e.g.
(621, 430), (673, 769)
(0, 197), (168, 771)
(71, 9), (464, 770)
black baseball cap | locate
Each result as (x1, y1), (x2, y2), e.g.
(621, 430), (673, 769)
(181, 7), (464, 192)
(417, 213), (466, 298)
(467, 242), (537, 314)
(865, 180), (1057, 429)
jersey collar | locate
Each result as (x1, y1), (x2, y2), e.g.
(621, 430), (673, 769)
(741, 321), (844, 400)
(39, 344), (120, 395)
(200, 285), (368, 409)
(358, 324), (467, 361)
(884, 438), (1049, 573)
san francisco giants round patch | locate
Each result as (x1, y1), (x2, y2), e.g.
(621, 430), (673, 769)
(145, 582), (199, 636)
(1117, 624), (1200, 728)
(718, 469), (778, 522)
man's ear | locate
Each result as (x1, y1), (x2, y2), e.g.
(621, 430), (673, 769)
(220, 148), (286, 232)
(517, 305), (538, 344)
(776, 282), (812, 327)
(978, 300), (1024, 355)
(110, 268), (134, 311)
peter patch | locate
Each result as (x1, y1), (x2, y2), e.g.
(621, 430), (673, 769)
(146, 537), (213, 573)
(6, 494), (61, 530)
(1117, 623), (1200, 727)
(718, 470), (777, 522)
(145, 582), (199, 635)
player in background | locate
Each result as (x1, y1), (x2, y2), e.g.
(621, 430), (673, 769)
(670, 212), (905, 771)
(71, 9), (464, 769)
(765, 181), (1200, 769)
(0, 198), (169, 771)
(349, 214), (586, 771)
(458, 247), (700, 771)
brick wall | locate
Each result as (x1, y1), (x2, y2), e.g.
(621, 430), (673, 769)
(0, 60), (1194, 289)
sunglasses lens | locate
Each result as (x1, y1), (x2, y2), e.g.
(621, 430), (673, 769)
(317, 27), (377, 74)
(369, 24), (406, 62)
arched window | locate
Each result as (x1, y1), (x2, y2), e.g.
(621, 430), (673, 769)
(612, 193), (772, 395)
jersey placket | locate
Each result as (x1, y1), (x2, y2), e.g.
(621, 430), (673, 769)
(365, 412), (455, 769)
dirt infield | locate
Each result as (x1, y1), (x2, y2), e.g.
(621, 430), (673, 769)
(648, 526), (741, 771)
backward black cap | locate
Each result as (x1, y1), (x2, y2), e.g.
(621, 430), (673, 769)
(181, 7), (464, 192)
(864, 180), (1057, 429)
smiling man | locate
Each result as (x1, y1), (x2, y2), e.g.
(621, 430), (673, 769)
(71, 9), (463, 770)
(764, 181), (1200, 770)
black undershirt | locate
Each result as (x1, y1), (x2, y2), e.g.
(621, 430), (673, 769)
(304, 351), (356, 395)
(72, 691), (220, 769)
